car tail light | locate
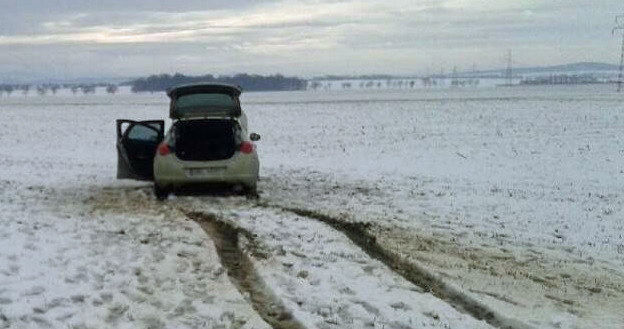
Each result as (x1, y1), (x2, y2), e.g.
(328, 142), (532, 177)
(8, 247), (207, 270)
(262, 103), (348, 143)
(240, 141), (254, 154)
(158, 143), (171, 156)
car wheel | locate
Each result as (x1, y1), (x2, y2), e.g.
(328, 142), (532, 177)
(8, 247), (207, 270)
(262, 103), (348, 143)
(154, 183), (170, 201)
(243, 184), (258, 198)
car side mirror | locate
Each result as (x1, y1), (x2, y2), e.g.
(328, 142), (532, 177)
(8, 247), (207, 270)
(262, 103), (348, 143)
(250, 133), (261, 141)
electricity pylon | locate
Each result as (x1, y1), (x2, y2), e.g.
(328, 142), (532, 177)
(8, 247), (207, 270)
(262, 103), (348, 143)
(613, 15), (624, 92)
(505, 49), (513, 86)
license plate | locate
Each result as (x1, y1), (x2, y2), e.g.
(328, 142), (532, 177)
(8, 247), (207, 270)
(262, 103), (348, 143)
(186, 167), (226, 177)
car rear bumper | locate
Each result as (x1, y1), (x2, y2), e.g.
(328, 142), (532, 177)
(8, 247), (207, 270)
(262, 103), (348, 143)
(153, 152), (259, 188)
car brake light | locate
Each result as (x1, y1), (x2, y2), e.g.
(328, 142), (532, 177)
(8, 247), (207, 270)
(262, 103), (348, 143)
(158, 143), (171, 156)
(240, 141), (254, 154)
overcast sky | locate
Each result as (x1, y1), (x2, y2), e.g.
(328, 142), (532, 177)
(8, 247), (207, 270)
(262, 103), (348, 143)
(0, 0), (622, 81)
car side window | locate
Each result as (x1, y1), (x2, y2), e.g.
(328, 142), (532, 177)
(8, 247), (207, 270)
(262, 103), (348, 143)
(169, 123), (178, 144)
(233, 120), (243, 144)
(127, 124), (159, 142)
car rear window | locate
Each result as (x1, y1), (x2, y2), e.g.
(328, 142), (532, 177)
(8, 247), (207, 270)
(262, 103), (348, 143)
(175, 93), (236, 109)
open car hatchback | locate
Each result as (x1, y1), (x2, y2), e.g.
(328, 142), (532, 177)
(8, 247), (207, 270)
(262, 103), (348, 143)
(116, 83), (260, 199)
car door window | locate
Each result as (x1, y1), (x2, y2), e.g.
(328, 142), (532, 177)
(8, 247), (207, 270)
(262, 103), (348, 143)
(127, 124), (159, 142)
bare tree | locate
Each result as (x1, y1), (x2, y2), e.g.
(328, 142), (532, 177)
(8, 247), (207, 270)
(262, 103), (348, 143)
(80, 85), (96, 94)
(36, 85), (48, 96)
(309, 81), (322, 90)
(106, 84), (118, 94)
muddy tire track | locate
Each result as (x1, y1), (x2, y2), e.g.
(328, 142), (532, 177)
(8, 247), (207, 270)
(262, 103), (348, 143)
(271, 206), (533, 329)
(186, 211), (307, 329)
(86, 186), (527, 328)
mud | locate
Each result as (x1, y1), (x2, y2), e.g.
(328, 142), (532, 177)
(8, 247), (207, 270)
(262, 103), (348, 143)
(84, 186), (620, 328)
(276, 207), (532, 329)
(186, 211), (307, 329)
(84, 187), (305, 329)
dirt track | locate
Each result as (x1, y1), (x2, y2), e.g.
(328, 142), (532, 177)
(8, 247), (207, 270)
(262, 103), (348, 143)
(187, 211), (307, 329)
(85, 185), (525, 328)
(81, 181), (624, 329)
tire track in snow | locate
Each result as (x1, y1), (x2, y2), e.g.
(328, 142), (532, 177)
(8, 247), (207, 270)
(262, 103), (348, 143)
(268, 206), (533, 329)
(88, 186), (524, 328)
(185, 211), (307, 329)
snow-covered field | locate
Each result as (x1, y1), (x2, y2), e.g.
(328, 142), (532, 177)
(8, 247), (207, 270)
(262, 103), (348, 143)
(0, 85), (623, 328)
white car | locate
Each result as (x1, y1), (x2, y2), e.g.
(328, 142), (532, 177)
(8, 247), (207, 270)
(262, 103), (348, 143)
(116, 83), (260, 199)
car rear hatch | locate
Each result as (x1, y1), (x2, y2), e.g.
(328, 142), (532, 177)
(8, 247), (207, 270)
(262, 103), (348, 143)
(172, 119), (240, 162)
(167, 83), (242, 119)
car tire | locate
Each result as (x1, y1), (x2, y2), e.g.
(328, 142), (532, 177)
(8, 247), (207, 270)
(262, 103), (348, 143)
(154, 183), (170, 201)
(243, 184), (258, 198)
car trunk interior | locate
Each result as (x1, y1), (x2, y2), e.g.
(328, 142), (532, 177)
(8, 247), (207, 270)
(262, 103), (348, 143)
(173, 119), (238, 161)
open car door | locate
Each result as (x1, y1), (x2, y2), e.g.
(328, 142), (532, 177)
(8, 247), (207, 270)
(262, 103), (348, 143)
(116, 120), (165, 180)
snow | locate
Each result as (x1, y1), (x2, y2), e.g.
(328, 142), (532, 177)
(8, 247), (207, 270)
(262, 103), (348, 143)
(0, 94), (269, 328)
(182, 199), (493, 329)
(1, 84), (623, 328)
(242, 86), (624, 328)
(0, 183), (270, 328)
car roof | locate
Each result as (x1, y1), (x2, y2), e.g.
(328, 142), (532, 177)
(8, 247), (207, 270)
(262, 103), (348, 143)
(166, 83), (243, 99)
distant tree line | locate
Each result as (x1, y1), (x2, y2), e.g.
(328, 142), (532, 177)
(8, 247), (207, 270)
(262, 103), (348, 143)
(128, 73), (306, 93)
(309, 78), (458, 90)
(315, 74), (395, 81)
(0, 83), (119, 96)
(520, 74), (601, 86)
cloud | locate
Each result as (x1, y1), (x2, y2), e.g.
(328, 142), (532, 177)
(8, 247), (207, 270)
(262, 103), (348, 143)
(0, 0), (621, 80)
